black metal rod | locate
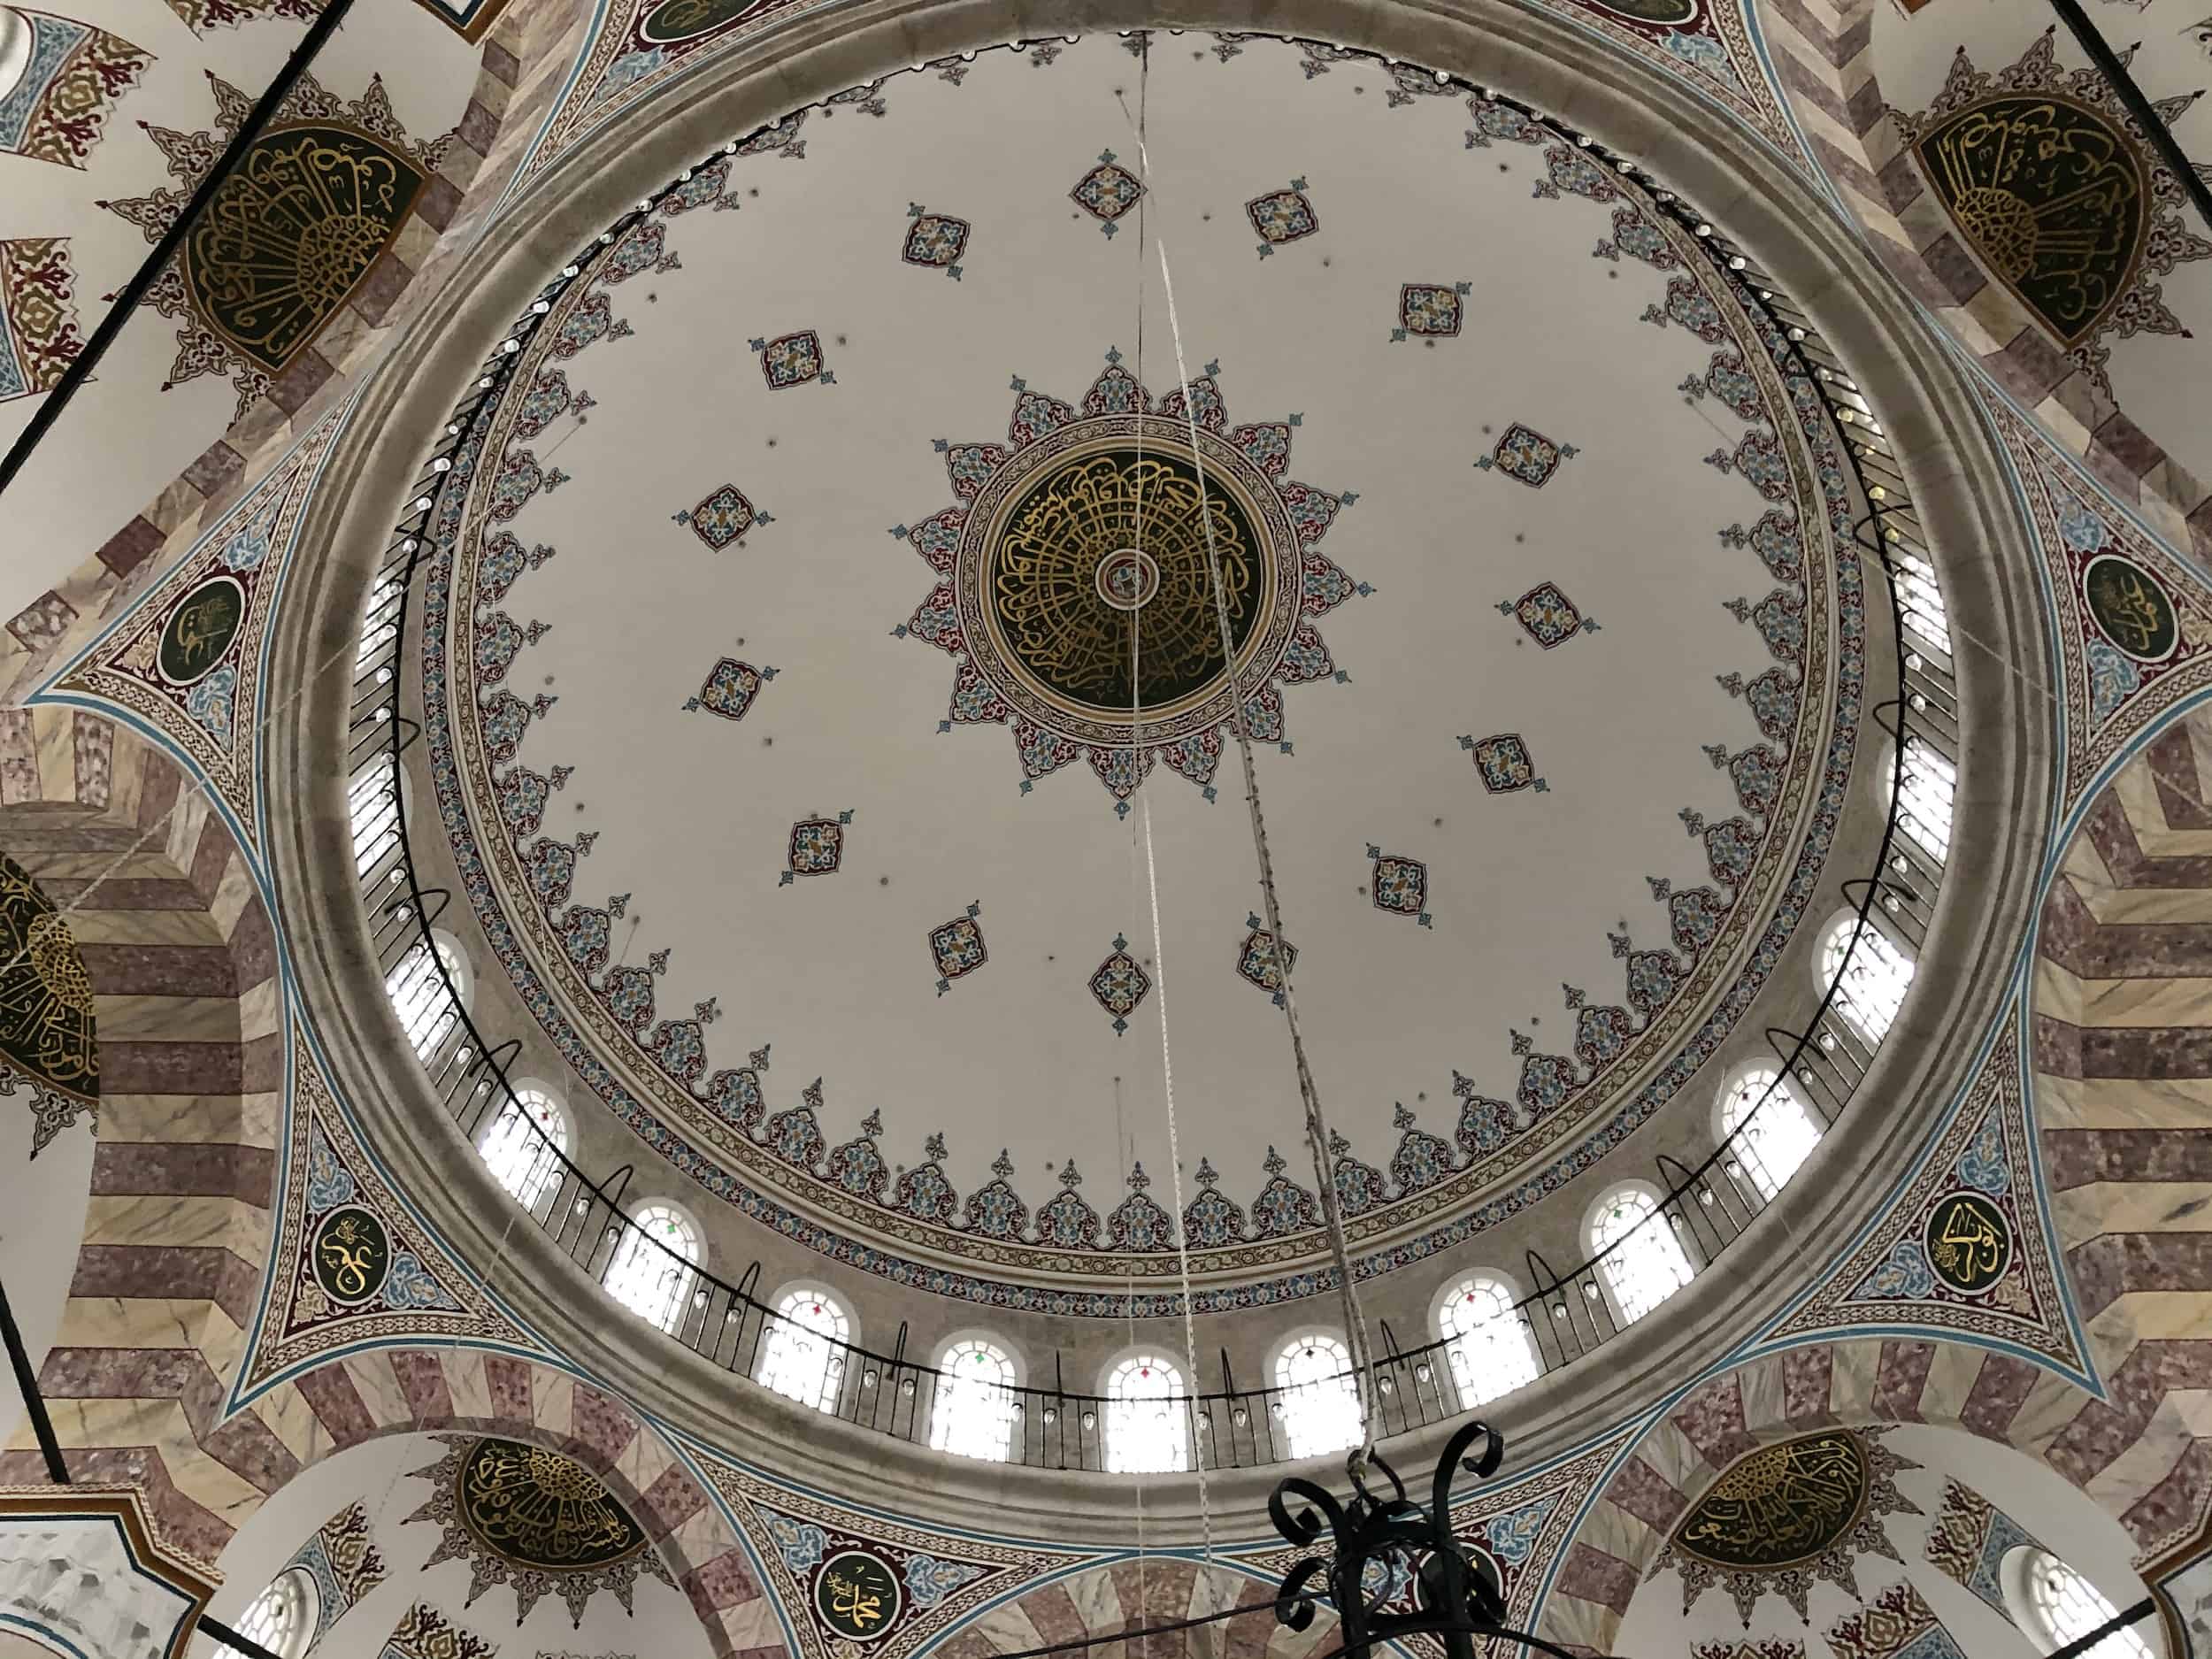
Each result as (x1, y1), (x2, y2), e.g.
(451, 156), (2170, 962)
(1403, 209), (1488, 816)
(2047, 1598), (2156, 1659)
(0, 0), (361, 502)
(2042, 0), (2212, 237)
(198, 1613), (286, 1659)
(0, 1274), (67, 1485)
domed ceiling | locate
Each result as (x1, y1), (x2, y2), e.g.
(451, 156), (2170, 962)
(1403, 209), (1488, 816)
(421, 31), (1865, 1312)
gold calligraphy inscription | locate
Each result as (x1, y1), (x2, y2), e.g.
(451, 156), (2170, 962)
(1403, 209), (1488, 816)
(455, 1437), (649, 1570)
(2083, 555), (2178, 663)
(638, 0), (770, 42)
(1673, 1429), (1869, 1570)
(1924, 1191), (2011, 1294)
(1915, 94), (2148, 347)
(313, 1206), (388, 1302)
(157, 576), (243, 684)
(0, 855), (96, 1105)
(991, 449), (1263, 714)
(183, 124), (423, 373)
(815, 1549), (901, 1641)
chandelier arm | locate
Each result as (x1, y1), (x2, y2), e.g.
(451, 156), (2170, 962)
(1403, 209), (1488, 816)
(1269, 1475), (1348, 1546)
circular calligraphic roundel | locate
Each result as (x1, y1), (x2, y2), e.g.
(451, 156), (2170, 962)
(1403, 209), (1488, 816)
(1671, 1428), (1869, 1569)
(311, 1204), (391, 1306)
(638, 0), (772, 43)
(2083, 554), (2180, 664)
(815, 1548), (902, 1641)
(956, 421), (1293, 745)
(157, 574), (246, 687)
(1924, 1188), (2012, 1295)
(455, 1437), (650, 1570)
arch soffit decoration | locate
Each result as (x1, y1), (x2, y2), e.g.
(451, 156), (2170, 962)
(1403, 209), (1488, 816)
(1744, 0), (2212, 553)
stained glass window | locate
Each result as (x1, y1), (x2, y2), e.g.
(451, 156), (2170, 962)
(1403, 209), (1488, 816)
(2012, 1549), (2154, 1659)
(604, 1202), (702, 1334)
(1820, 911), (1914, 1042)
(478, 1085), (568, 1211)
(1718, 1066), (1822, 1198)
(1104, 1352), (1189, 1473)
(1437, 1277), (1540, 1408)
(1272, 1332), (1363, 1460)
(1589, 1187), (1694, 1323)
(757, 1285), (851, 1413)
(929, 1337), (1018, 1462)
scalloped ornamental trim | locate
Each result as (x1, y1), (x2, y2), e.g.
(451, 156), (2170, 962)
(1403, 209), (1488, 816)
(416, 115), (1863, 1317)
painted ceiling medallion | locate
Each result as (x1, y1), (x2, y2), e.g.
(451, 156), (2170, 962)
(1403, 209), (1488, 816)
(0, 853), (96, 1155)
(406, 1434), (673, 1625)
(894, 351), (1363, 810)
(100, 72), (447, 416)
(1893, 30), (2212, 388)
(1652, 1429), (1921, 1624)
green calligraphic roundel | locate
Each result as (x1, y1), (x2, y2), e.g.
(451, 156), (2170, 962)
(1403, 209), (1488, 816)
(1672, 1429), (1868, 1569)
(311, 1205), (391, 1306)
(157, 574), (246, 687)
(2084, 554), (2179, 664)
(816, 1548), (902, 1641)
(638, 0), (772, 43)
(1924, 1189), (2012, 1295)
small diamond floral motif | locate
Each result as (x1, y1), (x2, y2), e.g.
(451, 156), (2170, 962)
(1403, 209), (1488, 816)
(1367, 844), (1432, 927)
(1394, 282), (1471, 341)
(683, 658), (777, 720)
(749, 331), (833, 388)
(672, 483), (772, 550)
(903, 203), (969, 280)
(1089, 933), (1152, 1034)
(1460, 732), (1548, 794)
(1248, 179), (1317, 257)
(1497, 581), (1599, 648)
(1071, 150), (1145, 236)
(931, 902), (987, 994)
(1237, 911), (1298, 1006)
(1477, 422), (1578, 487)
(780, 809), (854, 886)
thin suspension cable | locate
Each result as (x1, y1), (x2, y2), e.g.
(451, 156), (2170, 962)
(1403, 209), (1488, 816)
(1122, 27), (1217, 1557)
(1150, 238), (1380, 1458)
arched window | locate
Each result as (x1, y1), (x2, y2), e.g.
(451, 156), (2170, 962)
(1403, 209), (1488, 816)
(349, 756), (402, 879)
(1892, 548), (1950, 656)
(1818, 911), (1914, 1042)
(757, 1285), (851, 1413)
(2006, 1549), (2154, 1659)
(1104, 1352), (1189, 1474)
(929, 1336), (1018, 1462)
(225, 1569), (316, 1659)
(477, 1084), (569, 1211)
(1272, 1332), (1363, 1461)
(1435, 1276), (1540, 1408)
(357, 565), (403, 672)
(1588, 1186), (1694, 1323)
(1717, 1065), (1822, 1199)
(1889, 737), (1955, 862)
(603, 1201), (701, 1333)
(385, 931), (468, 1062)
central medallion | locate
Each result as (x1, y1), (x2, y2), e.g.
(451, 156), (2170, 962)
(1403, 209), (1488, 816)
(994, 446), (1263, 713)
(894, 355), (1366, 807)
